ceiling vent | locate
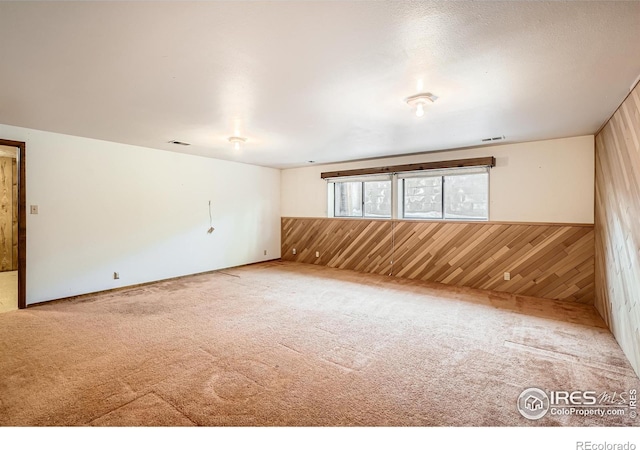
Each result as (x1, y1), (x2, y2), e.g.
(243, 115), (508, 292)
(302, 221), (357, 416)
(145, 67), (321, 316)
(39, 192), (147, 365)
(168, 140), (191, 146)
(481, 136), (505, 142)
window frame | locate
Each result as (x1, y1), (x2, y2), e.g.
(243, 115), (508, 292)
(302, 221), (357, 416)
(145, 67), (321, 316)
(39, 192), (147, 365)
(401, 175), (443, 220)
(399, 167), (490, 221)
(333, 180), (363, 218)
(327, 165), (490, 222)
(330, 175), (393, 219)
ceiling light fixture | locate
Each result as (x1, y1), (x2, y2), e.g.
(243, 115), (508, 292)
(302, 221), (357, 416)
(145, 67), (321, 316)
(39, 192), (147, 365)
(404, 92), (438, 117)
(228, 136), (247, 150)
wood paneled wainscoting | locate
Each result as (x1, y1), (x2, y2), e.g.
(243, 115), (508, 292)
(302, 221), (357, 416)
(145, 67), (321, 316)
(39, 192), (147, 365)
(281, 218), (595, 303)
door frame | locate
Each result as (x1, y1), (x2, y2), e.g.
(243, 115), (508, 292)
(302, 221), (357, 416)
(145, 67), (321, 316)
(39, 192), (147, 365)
(0, 139), (26, 309)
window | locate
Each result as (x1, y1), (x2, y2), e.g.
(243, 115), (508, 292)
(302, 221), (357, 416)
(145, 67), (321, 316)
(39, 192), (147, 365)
(364, 180), (392, 218)
(334, 182), (362, 217)
(400, 168), (489, 220)
(443, 172), (488, 220)
(326, 159), (491, 221)
(403, 176), (442, 219)
(334, 178), (391, 218)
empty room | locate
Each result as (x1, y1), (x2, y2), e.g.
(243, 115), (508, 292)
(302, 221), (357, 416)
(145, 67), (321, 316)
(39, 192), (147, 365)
(1, 0), (640, 442)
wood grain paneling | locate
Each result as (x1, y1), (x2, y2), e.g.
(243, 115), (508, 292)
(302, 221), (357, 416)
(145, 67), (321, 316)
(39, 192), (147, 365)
(12, 159), (17, 270)
(0, 157), (14, 271)
(594, 82), (640, 377)
(320, 156), (495, 179)
(282, 218), (595, 303)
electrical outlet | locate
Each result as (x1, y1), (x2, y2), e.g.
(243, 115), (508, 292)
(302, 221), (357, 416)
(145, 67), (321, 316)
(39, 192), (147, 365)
(30, 205), (38, 215)
(504, 272), (511, 281)
(113, 272), (120, 280)
(264, 250), (267, 256)
(292, 248), (296, 255)
(315, 251), (320, 258)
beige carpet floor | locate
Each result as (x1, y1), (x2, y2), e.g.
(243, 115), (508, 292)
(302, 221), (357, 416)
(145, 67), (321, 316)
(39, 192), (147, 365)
(0, 261), (637, 426)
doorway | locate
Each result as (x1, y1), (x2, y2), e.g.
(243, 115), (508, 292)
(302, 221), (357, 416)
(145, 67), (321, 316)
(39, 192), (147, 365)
(0, 139), (25, 310)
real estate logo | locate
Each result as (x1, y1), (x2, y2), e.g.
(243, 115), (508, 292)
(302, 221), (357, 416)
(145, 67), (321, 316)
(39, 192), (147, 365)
(517, 387), (550, 420)
(517, 387), (637, 420)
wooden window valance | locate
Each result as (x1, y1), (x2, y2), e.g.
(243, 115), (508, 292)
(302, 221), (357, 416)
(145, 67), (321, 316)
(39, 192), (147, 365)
(320, 157), (495, 179)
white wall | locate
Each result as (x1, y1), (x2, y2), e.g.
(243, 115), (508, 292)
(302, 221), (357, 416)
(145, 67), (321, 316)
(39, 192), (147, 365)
(282, 135), (594, 224)
(0, 123), (281, 305)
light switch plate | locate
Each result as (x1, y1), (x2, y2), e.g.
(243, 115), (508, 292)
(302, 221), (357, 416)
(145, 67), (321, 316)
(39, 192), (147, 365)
(30, 205), (38, 214)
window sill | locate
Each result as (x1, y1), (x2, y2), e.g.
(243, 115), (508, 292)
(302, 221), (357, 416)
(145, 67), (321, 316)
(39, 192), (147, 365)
(329, 216), (488, 224)
(291, 216), (592, 227)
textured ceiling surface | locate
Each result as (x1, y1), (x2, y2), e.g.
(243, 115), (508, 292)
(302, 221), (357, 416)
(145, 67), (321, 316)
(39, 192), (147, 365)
(1, 1), (639, 168)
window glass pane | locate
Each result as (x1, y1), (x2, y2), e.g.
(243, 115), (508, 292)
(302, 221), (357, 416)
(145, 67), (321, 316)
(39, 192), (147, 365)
(444, 173), (489, 220)
(364, 181), (391, 218)
(334, 182), (363, 217)
(403, 177), (442, 218)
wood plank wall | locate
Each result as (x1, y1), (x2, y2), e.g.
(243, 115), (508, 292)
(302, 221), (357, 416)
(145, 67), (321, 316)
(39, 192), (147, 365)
(0, 157), (17, 271)
(11, 159), (17, 269)
(594, 82), (640, 377)
(282, 217), (595, 303)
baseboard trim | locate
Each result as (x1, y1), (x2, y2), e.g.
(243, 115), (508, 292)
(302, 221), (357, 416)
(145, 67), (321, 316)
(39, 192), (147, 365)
(27, 258), (281, 308)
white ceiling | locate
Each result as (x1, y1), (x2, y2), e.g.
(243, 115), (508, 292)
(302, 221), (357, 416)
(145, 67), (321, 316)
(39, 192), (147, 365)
(1, 1), (639, 169)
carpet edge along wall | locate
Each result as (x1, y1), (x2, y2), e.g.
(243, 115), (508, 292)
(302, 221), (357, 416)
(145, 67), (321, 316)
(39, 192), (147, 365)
(281, 218), (595, 303)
